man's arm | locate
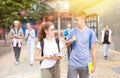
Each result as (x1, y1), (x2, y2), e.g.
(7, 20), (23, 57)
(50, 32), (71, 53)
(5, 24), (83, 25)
(65, 36), (77, 46)
(91, 43), (97, 73)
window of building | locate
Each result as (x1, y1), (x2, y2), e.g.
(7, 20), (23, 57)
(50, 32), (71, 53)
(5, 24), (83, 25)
(86, 14), (98, 37)
(53, 17), (72, 30)
(60, 18), (72, 29)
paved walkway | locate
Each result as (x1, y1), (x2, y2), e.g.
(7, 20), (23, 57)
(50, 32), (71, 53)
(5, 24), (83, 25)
(1, 39), (120, 78)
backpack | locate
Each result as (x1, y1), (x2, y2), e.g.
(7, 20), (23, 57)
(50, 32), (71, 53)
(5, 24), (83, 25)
(63, 29), (69, 36)
(40, 38), (60, 64)
(12, 28), (20, 34)
(70, 28), (92, 51)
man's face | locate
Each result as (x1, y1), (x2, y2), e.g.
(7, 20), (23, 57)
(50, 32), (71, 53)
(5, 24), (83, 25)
(74, 16), (84, 27)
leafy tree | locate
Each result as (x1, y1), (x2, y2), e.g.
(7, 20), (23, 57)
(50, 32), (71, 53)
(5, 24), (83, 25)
(0, 0), (54, 28)
(0, 0), (54, 45)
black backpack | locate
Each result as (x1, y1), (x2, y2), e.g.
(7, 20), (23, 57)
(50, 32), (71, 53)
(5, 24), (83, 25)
(12, 28), (20, 34)
(40, 38), (60, 64)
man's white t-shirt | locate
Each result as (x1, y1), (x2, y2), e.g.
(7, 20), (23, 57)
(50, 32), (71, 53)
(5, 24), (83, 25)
(36, 38), (64, 69)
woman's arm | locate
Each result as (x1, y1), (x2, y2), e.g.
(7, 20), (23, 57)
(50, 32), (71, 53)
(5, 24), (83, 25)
(34, 48), (57, 61)
(17, 28), (24, 39)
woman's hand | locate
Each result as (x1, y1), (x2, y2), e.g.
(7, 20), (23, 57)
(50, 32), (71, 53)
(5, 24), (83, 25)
(44, 55), (53, 59)
(44, 55), (62, 60)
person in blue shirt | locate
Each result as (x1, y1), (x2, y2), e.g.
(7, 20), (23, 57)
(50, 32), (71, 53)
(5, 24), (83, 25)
(63, 23), (72, 59)
(65, 10), (97, 78)
(63, 23), (72, 40)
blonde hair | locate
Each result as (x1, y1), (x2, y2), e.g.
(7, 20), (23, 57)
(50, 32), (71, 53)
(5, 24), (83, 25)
(73, 10), (86, 20)
(12, 20), (21, 28)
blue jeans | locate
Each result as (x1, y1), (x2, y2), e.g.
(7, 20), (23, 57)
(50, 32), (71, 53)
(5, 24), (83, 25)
(67, 65), (89, 78)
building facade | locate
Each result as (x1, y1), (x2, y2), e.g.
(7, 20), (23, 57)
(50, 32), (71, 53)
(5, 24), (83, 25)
(85, 0), (120, 51)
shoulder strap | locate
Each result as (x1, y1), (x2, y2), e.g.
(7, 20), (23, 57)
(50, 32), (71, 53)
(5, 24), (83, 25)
(73, 28), (77, 35)
(40, 38), (60, 56)
(71, 28), (77, 49)
(13, 28), (20, 34)
(40, 39), (44, 56)
(39, 39), (44, 64)
(55, 38), (60, 52)
(89, 30), (92, 50)
(39, 38), (60, 64)
(13, 28), (16, 34)
(17, 28), (20, 34)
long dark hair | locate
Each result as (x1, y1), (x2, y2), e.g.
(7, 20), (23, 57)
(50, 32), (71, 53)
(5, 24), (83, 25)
(38, 22), (53, 41)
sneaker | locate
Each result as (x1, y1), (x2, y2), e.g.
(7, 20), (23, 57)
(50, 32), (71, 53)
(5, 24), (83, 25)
(16, 61), (19, 65)
(30, 64), (33, 66)
(104, 56), (108, 60)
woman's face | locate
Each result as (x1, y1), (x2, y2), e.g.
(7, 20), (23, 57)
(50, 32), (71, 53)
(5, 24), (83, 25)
(14, 23), (19, 27)
(105, 25), (109, 29)
(26, 23), (31, 29)
(46, 24), (55, 37)
(74, 16), (84, 28)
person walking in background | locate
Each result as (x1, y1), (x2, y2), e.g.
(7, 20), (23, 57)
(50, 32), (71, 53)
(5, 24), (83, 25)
(101, 24), (112, 60)
(63, 23), (72, 40)
(34, 22), (64, 78)
(65, 10), (97, 78)
(9, 20), (24, 65)
(63, 23), (72, 59)
(25, 23), (35, 66)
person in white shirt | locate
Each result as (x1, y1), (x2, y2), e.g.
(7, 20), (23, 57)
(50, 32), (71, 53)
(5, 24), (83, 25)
(101, 24), (112, 60)
(9, 20), (24, 65)
(34, 22), (64, 78)
(25, 23), (35, 66)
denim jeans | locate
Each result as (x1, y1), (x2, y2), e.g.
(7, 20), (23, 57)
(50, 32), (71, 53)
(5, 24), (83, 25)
(103, 44), (109, 56)
(67, 65), (89, 78)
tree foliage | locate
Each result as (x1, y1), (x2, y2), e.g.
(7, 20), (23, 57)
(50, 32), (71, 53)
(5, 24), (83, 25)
(0, 0), (54, 28)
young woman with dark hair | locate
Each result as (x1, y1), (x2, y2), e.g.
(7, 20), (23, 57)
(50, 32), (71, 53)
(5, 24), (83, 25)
(34, 22), (64, 78)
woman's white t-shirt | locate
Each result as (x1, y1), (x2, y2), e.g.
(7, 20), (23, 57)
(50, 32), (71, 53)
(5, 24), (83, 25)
(36, 38), (64, 69)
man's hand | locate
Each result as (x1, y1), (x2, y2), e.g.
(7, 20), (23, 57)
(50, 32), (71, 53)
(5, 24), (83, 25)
(72, 36), (77, 41)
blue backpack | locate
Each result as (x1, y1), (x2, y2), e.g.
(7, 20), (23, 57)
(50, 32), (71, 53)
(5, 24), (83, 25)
(71, 28), (92, 50)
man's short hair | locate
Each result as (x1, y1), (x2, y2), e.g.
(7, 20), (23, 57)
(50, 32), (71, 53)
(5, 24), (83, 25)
(73, 10), (86, 20)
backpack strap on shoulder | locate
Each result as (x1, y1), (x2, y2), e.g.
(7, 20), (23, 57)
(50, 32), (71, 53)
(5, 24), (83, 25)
(89, 30), (92, 50)
(40, 39), (44, 56)
(39, 38), (60, 64)
(39, 39), (44, 64)
(13, 28), (20, 34)
(55, 38), (60, 52)
(17, 28), (20, 34)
